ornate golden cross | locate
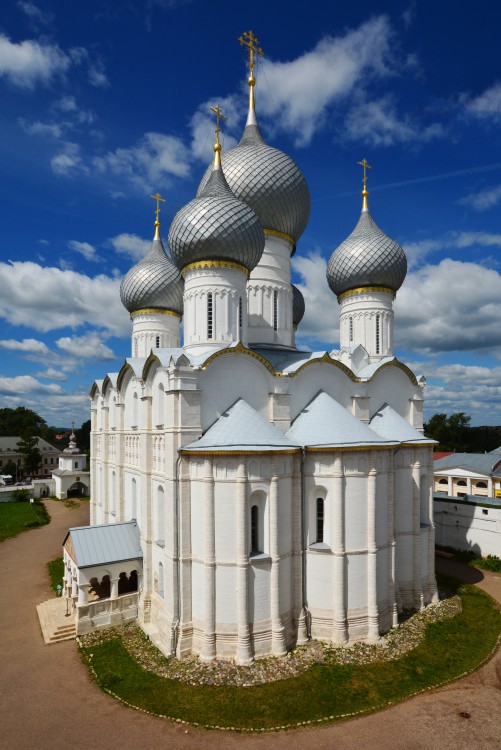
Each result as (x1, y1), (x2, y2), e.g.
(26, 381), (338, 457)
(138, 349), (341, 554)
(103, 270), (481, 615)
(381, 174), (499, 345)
(150, 192), (165, 224)
(209, 104), (227, 139)
(238, 30), (264, 74)
(357, 159), (372, 189)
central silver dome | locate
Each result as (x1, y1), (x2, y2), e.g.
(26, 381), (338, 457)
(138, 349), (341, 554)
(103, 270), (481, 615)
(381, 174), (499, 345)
(327, 208), (407, 297)
(120, 236), (184, 315)
(197, 116), (310, 245)
(168, 164), (264, 273)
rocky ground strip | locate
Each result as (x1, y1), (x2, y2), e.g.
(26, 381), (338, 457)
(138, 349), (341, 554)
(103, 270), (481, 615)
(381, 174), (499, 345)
(80, 590), (461, 687)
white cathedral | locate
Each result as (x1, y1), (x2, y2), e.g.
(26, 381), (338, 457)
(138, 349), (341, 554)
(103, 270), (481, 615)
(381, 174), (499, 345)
(77, 35), (439, 664)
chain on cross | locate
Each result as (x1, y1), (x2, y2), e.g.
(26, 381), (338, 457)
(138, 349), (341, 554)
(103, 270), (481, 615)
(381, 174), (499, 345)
(237, 30), (264, 75)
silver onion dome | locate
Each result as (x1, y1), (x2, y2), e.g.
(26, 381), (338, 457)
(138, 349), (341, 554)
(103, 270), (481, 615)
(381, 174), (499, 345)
(168, 162), (265, 273)
(120, 236), (184, 314)
(197, 113), (310, 246)
(292, 284), (305, 327)
(326, 207), (407, 297)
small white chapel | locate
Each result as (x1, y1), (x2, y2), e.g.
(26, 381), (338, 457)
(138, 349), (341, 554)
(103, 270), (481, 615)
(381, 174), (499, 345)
(64, 32), (439, 663)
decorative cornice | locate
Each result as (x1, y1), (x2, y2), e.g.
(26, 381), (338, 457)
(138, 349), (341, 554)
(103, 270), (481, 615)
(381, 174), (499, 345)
(181, 259), (249, 277)
(201, 341), (278, 376)
(131, 308), (182, 319)
(181, 448), (300, 456)
(338, 286), (395, 302)
(264, 227), (295, 252)
(289, 352), (359, 382)
(373, 359), (419, 386)
(305, 444), (398, 453)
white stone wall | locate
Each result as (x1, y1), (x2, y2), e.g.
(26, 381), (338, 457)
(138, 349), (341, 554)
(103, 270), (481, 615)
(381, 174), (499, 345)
(339, 290), (394, 358)
(434, 497), (501, 557)
(131, 311), (181, 357)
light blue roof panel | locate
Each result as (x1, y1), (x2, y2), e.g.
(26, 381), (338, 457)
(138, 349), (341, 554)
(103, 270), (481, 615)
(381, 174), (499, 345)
(64, 521), (142, 568)
(434, 453), (501, 476)
(370, 403), (435, 444)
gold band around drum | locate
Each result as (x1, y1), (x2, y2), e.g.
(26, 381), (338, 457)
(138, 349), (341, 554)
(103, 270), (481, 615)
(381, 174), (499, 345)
(338, 286), (395, 302)
(264, 228), (296, 251)
(131, 308), (182, 318)
(181, 259), (250, 276)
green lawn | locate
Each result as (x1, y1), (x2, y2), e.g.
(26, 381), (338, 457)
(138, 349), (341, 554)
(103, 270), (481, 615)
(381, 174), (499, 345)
(80, 576), (501, 731)
(0, 500), (50, 542)
(48, 557), (64, 593)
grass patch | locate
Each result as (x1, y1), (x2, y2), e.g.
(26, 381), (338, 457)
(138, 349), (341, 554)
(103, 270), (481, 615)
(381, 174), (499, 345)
(80, 575), (500, 731)
(437, 545), (501, 573)
(48, 557), (64, 593)
(0, 499), (51, 542)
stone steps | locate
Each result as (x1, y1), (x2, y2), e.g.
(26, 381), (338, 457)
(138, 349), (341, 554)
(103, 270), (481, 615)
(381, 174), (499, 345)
(49, 622), (76, 643)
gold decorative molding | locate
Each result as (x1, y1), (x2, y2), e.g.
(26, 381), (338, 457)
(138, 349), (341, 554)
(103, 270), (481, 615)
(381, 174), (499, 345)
(181, 448), (300, 456)
(181, 259), (249, 277)
(305, 443), (398, 453)
(338, 286), (395, 302)
(201, 341), (278, 375)
(289, 352), (359, 382)
(264, 227), (295, 250)
(131, 308), (182, 318)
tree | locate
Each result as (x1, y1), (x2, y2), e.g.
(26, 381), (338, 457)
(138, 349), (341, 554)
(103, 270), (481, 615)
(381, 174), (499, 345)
(0, 406), (56, 443)
(424, 412), (471, 452)
(75, 420), (91, 451)
(16, 434), (42, 477)
(1, 460), (17, 480)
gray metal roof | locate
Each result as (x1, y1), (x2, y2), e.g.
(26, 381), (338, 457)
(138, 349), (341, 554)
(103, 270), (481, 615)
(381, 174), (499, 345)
(286, 391), (397, 449)
(64, 521), (142, 568)
(120, 236), (184, 315)
(169, 164), (265, 273)
(197, 108), (310, 244)
(327, 207), (407, 296)
(434, 453), (501, 476)
(369, 403), (435, 444)
(182, 399), (299, 452)
(0, 436), (60, 453)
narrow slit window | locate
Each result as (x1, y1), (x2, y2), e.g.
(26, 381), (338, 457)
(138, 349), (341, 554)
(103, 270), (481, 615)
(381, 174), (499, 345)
(375, 314), (381, 354)
(273, 289), (278, 331)
(207, 293), (213, 339)
(316, 497), (324, 543)
(239, 296), (243, 332)
(349, 317), (353, 341)
(251, 505), (259, 554)
(155, 335), (160, 348)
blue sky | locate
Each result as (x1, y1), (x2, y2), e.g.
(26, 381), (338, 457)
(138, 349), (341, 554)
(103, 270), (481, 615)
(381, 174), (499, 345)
(1, 0), (501, 428)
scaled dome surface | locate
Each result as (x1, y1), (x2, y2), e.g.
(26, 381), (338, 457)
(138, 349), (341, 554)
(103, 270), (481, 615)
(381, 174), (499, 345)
(292, 284), (305, 327)
(197, 117), (310, 245)
(168, 163), (264, 273)
(327, 208), (407, 297)
(120, 236), (184, 315)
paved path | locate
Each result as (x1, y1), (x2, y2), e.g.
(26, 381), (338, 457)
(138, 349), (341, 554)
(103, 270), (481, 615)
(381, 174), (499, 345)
(1, 500), (500, 750)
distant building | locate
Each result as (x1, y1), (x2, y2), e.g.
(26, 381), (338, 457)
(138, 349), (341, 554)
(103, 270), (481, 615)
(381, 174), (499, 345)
(52, 430), (89, 499)
(433, 450), (501, 556)
(0, 436), (61, 479)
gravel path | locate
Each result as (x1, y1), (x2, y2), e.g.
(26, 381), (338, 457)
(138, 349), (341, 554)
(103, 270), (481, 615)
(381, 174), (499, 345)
(0, 499), (500, 750)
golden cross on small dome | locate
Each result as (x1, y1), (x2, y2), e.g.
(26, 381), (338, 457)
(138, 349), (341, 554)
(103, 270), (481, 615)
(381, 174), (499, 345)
(150, 192), (165, 239)
(209, 104), (227, 166)
(357, 159), (372, 210)
(238, 30), (264, 76)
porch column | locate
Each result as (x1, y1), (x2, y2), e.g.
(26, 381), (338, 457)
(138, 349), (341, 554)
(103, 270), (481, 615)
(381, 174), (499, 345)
(447, 475), (453, 496)
(71, 576), (78, 598)
(110, 577), (119, 598)
(236, 459), (252, 664)
(331, 454), (347, 643)
(270, 459), (286, 655)
(201, 458), (216, 661)
(367, 465), (379, 641)
(78, 583), (89, 606)
(413, 461), (424, 609)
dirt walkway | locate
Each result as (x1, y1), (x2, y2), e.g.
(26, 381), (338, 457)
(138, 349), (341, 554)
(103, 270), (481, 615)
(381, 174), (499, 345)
(0, 500), (500, 750)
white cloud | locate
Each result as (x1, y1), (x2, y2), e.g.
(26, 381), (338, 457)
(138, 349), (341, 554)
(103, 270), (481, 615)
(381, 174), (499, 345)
(67, 240), (99, 262)
(56, 332), (116, 361)
(0, 375), (63, 395)
(17, 1), (53, 27)
(88, 63), (109, 88)
(93, 132), (191, 191)
(51, 142), (84, 176)
(189, 96), (239, 161)
(0, 338), (51, 356)
(395, 259), (501, 355)
(0, 34), (69, 88)
(19, 118), (62, 138)
(258, 17), (400, 146)
(292, 251), (336, 345)
(110, 233), (149, 261)
(344, 94), (443, 147)
(403, 230), (501, 269)
(465, 82), (501, 119)
(0, 261), (130, 336)
(35, 367), (68, 381)
(459, 184), (501, 211)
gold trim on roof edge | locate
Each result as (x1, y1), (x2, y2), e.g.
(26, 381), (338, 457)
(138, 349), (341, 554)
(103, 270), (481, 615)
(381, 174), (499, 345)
(289, 352), (358, 382)
(264, 227), (295, 250)
(201, 341), (278, 375)
(181, 448), (300, 456)
(338, 286), (395, 302)
(181, 259), (250, 276)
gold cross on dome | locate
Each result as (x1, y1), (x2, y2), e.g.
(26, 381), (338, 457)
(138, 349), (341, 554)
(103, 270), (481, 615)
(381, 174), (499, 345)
(238, 30), (264, 75)
(209, 104), (227, 139)
(150, 192), (165, 224)
(357, 159), (372, 189)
